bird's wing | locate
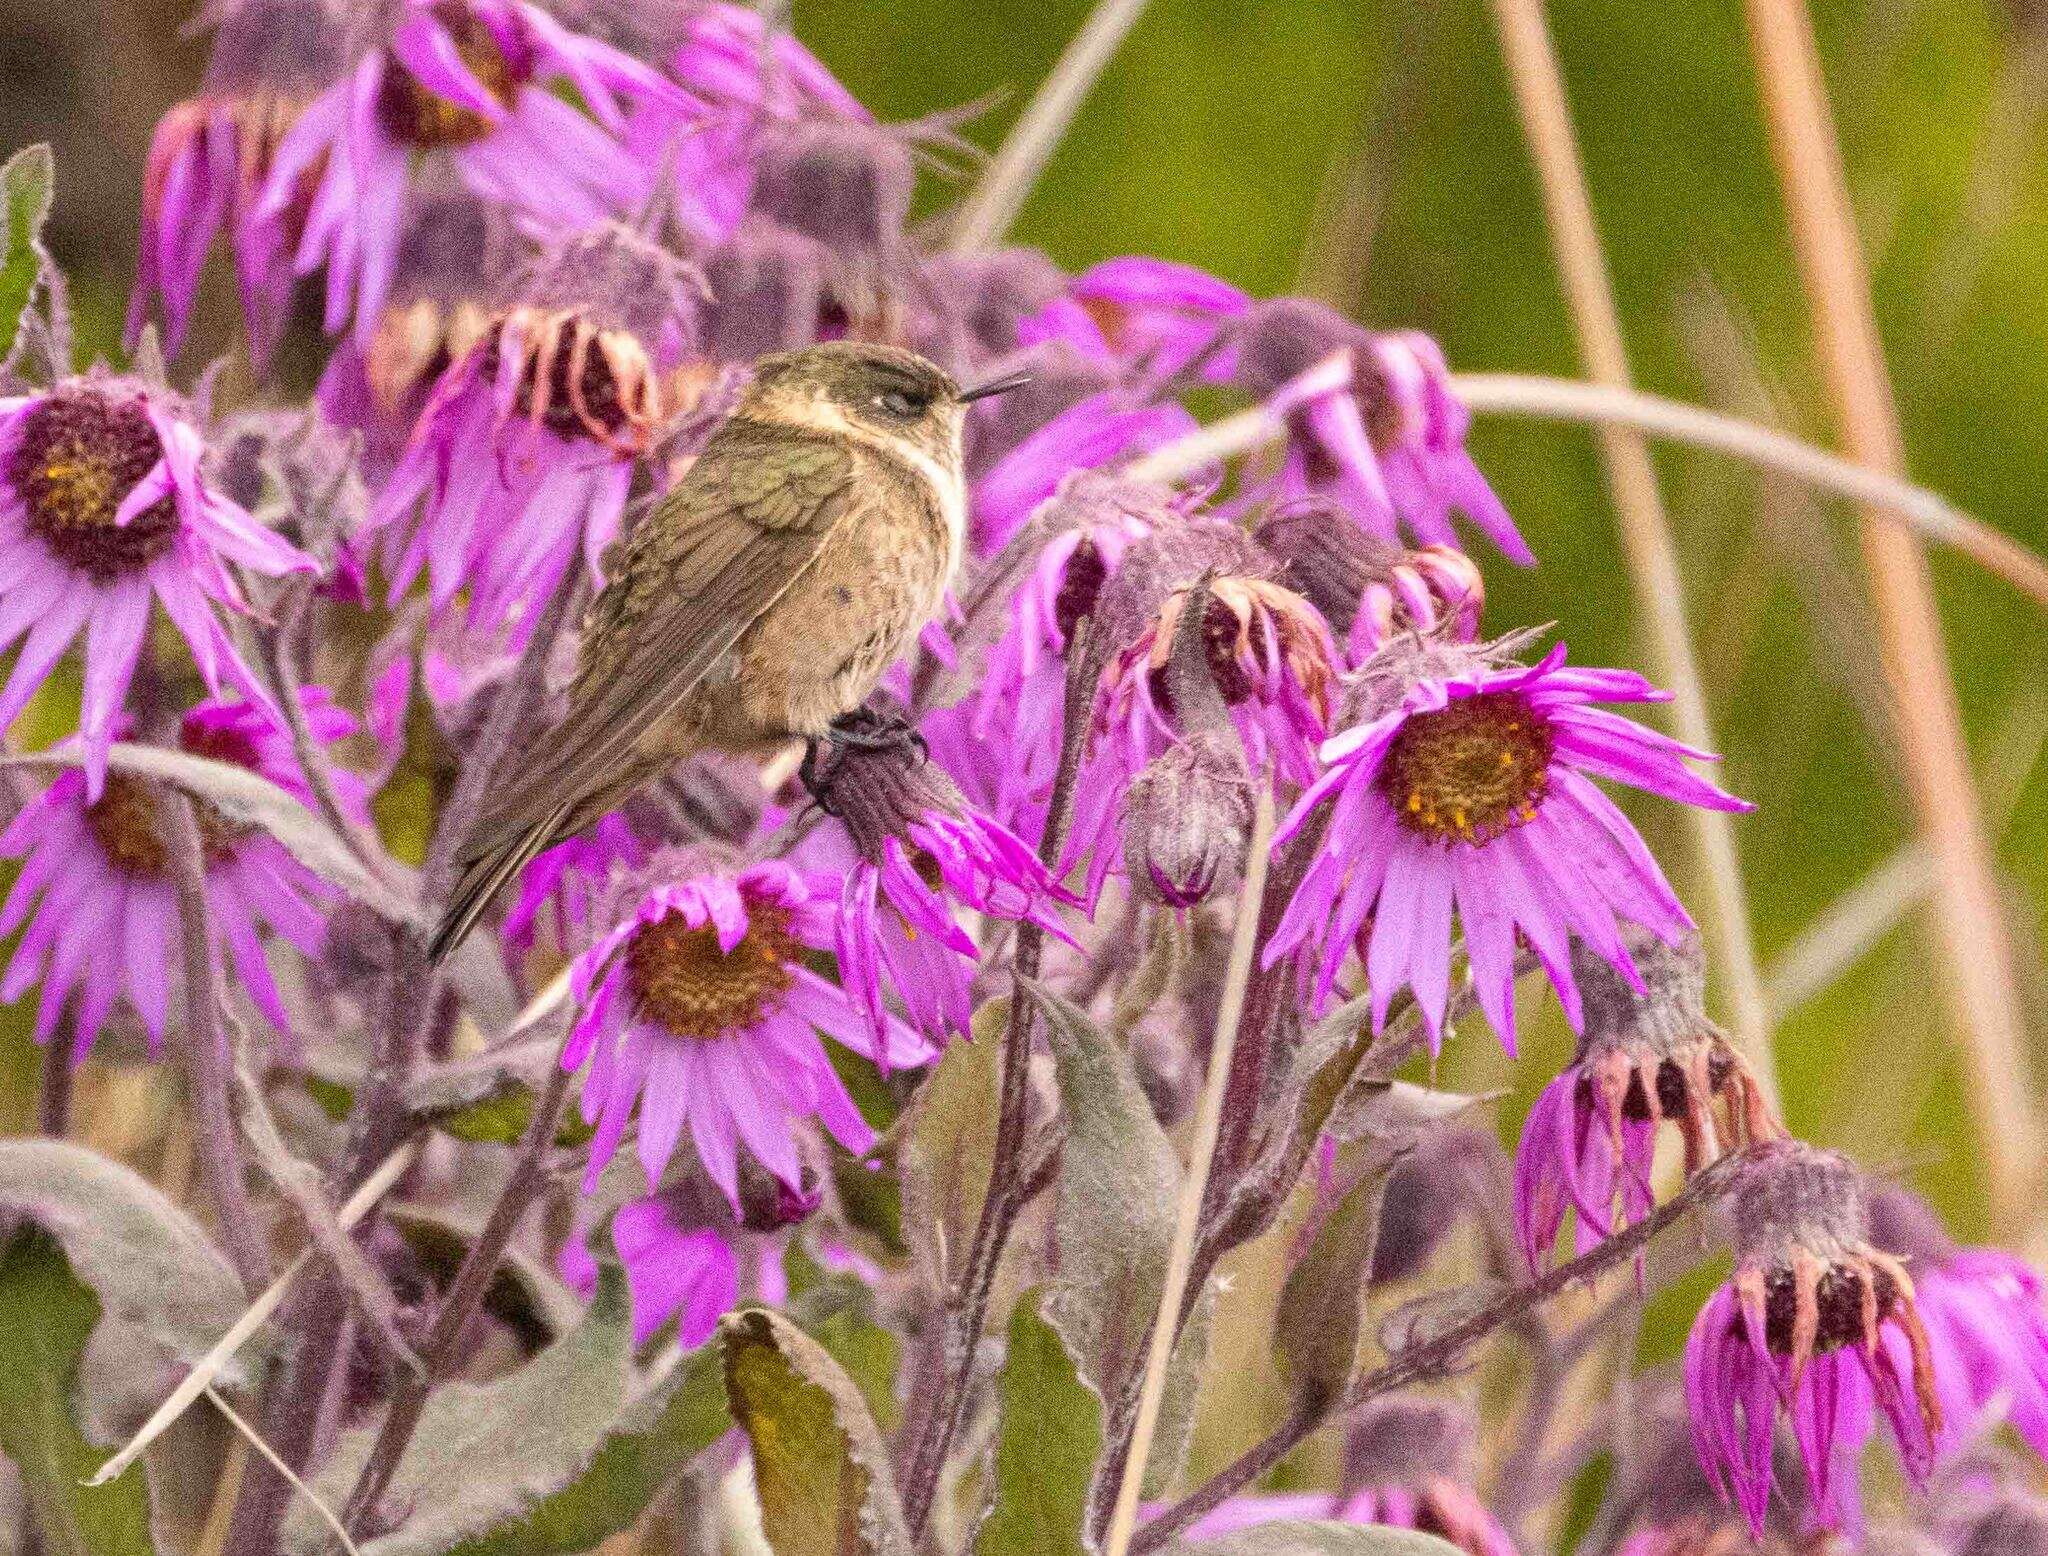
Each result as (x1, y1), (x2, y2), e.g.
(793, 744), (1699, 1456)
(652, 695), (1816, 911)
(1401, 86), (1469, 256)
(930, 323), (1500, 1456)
(462, 421), (863, 857)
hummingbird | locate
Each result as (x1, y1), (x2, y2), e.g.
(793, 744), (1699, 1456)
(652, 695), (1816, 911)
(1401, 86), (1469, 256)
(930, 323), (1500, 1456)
(427, 341), (1028, 964)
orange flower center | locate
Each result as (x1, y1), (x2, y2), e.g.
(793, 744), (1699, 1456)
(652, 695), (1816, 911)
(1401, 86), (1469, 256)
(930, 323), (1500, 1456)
(624, 901), (799, 1040)
(1375, 690), (1554, 844)
(11, 390), (181, 581)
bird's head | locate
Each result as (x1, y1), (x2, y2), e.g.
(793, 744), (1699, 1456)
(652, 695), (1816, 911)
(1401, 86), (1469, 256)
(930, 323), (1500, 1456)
(741, 341), (1027, 473)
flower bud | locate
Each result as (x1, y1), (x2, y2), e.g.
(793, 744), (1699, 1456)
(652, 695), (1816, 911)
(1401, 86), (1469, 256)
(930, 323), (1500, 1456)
(1120, 731), (1252, 908)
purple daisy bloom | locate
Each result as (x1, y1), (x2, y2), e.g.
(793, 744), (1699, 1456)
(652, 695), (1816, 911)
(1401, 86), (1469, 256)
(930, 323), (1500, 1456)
(606, 1196), (741, 1348)
(564, 860), (931, 1205)
(812, 741), (1076, 1051)
(371, 225), (699, 640)
(502, 811), (648, 955)
(0, 379), (315, 796)
(1018, 256), (1249, 384)
(259, 0), (683, 345)
(1515, 933), (1779, 1272)
(1684, 1144), (1942, 1539)
(129, 0), (347, 362)
(0, 689), (352, 1060)
(969, 390), (1197, 556)
(1264, 639), (1749, 1051)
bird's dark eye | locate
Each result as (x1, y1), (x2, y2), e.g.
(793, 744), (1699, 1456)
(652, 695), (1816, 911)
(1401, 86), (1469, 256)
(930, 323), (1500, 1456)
(876, 389), (928, 419)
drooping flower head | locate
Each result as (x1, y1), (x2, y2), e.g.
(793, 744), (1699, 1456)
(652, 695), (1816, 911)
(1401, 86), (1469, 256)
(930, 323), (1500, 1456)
(1264, 636), (1750, 1051)
(812, 736), (1076, 1050)
(1685, 1142), (1942, 1538)
(0, 688), (355, 1060)
(0, 377), (315, 794)
(1517, 931), (1780, 1271)
(372, 221), (703, 639)
(1868, 1185), (2048, 1467)
(563, 857), (930, 1205)
(1018, 255), (1250, 384)
(259, 0), (684, 344)
(1120, 729), (1254, 910)
(129, 0), (348, 361)
(1254, 500), (1485, 661)
(1228, 298), (1532, 565)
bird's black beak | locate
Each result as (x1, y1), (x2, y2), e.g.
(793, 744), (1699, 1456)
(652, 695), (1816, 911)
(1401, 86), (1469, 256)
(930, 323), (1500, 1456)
(956, 370), (1031, 404)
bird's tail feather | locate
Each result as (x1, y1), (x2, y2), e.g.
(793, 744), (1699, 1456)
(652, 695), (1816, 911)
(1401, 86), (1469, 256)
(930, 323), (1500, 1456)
(427, 803), (572, 966)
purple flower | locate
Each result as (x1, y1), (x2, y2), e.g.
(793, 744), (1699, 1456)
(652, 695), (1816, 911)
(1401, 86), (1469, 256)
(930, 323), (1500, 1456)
(564, 861), (931, 1204)
(259, 0), (682, 344)
(503, 811), (648, 954)
(1265, 639), (1749, 1051)
(1018, 256), (1249, 383)
(1515, 932), (1779, 1271)
(0, 690), (352, 1059)
(969, 391), (1197, 555)
(0, 380), (315, 796)
(129, 0), (348, 361)
(371, 227), (699, 638)
(1870, 1186), (2048, 1465)
(1684, 1143), (1942, 1538)
(812, 741), (1076, 1050)
(607, 1196), (741, 1348)
(1254, 501), (1485, 662)
(1229, 298), (1532, 564)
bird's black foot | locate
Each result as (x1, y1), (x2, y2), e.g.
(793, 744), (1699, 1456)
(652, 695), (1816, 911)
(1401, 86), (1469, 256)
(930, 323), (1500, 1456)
(826, 706), (928, 762)
(798, 738), (843, 817)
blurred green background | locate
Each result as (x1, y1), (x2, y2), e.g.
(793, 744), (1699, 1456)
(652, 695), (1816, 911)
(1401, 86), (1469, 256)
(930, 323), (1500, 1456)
(2, 0), (2043, 1324)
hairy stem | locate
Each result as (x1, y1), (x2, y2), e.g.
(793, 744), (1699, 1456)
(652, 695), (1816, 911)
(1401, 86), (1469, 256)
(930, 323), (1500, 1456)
(1131, 1152), (1744, 1552)
(899, 615), (1098, 1536)
(1741, 0), (2042, 1233)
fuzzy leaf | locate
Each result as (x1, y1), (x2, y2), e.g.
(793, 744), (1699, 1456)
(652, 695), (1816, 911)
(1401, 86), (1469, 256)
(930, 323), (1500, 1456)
(5, 744), (420, 925)
(1026, 979), (1207, 1495)
(443, 1345), (728, 1556)
(1166, 1522), (1459, 1556)
(0, 1229), (156, 1556)
(976, 1288), (1104, 1556)
(287, 1268), (642, 1556)
(386, 1205), (587, 1343)
(0, 143), (54, 368)
(0, 1139), (248, 1370)
(720, 1306), (913, 1556)
(1273, 1141), (1396, 1404)
(899, 999), (1004, 1288)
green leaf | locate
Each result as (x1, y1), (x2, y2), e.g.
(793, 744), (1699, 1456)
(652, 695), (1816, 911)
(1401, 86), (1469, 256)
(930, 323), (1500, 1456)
(0, 143), (54, 369)
(288, 1268), (674, 1556)
(1026, 979), (1206, 1496)
(0, 1229), (155, 1556)
(975, 1288), (1104, 1556)
(806, 1305), (903, 1435)
(1165, 1521), (1459, 1556)
(898, 999), (1003, 1288)
(0, 1139), (248, 1370)
(444, 1346), (728, 1556)
(720, 1306), (913, 1556)
(1272, 1142), (1393, 1404)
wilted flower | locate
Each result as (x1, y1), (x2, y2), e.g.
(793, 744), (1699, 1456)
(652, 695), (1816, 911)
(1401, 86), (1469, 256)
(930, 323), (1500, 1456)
(1265, 639), (1749, 1051)
(0, 690), (353, 1059)
(816, 736), (1075, 1050)
(259, 0), (682, 343)
(1869, 1185), (2048, 1464)
(1229, 299), (1530, 564)
(1516, 931), (1779, 1270)
(1254, 500), (1484, 659)
(0, 378), (315, 794)
(371, 223), (700, 638)
(1685, 1142), (1941, 1537)
(563, 859), (930, 1204)
(129, 0), (347, 361)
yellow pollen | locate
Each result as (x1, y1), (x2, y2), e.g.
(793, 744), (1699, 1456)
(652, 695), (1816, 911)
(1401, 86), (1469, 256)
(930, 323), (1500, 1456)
(1375, 690), (1556, 845)
(624, 901), (799, 1041)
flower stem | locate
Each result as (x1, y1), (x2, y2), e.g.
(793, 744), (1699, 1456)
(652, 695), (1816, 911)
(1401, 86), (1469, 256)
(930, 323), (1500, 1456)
(944, 0), (1152, 252)
(161, 789), (272, 1294)
(1101, 785), (1277, 1556)
(1130, 1151), (1745, 1553)
(1740, 0), (2042, 1232)
(1486, 0), (1774, 1102)
(899, 616), (1099, 1537)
